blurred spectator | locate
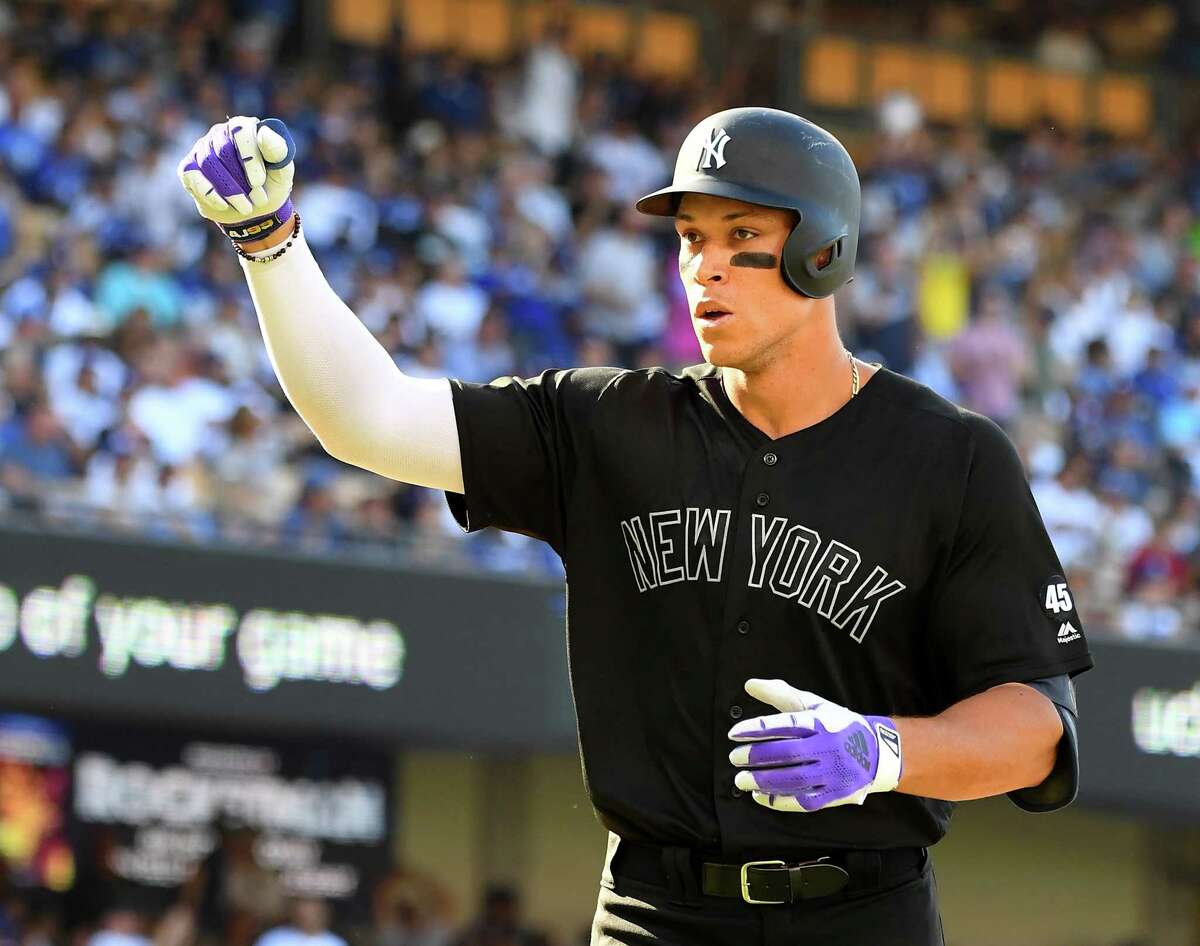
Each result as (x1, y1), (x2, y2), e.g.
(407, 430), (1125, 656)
(280, 477), (351, 552)
(843, 237), (917, 374)
(209, 405), (295, 532)
(126, 341), (239, 466)
(0, 400), (75, 508)
(510, 21), (578, 158)
(191, 827), (285, 946)
(454, 886), (538, 946)
(445, 307), (517, 382)
(1034, 16), (1102, 72)
(418, 54), (487, 133)
(1032, 453), (1105, 578)
(82, 427), (172, 526)
(1125, 519), (1190, 599)
(947, 286), (1029, 427)
(254, 899), (346, 946)
(415, 258), (490, 345)
(95, 248), (184, 330)
(577, 207), (666, 362)
(1076, 338), (1118, 404)
(373, 866), (454, 946)
(583, 116), (667, 205)
(84, 904), (152, 946)
(194, 298), (265, 385)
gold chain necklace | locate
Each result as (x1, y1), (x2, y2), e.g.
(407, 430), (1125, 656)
(847, 350), (859, 397)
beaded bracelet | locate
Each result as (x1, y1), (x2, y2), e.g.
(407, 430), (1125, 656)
(232, 213), (301, 263)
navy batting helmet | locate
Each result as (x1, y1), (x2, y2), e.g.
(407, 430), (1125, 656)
(635, 107), (861, 299)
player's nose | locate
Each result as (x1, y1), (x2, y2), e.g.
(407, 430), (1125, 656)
(692, 248), (729, 284)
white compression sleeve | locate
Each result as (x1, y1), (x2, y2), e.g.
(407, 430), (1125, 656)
(240, 233), (465, 493)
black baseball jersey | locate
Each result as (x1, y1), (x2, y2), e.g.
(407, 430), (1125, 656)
(444, 363), (1094, 858)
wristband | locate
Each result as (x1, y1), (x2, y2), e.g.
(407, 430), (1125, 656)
(221, 196), (296, 243)
(233, 213), (301, 264)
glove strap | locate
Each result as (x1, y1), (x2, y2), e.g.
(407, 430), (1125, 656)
(869, 716), (903, 792)
(220, 197), (296, 243)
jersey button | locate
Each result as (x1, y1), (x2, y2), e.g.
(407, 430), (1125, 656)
(755, 492), (770, 507)
(729, 705), (743, 720)
(763, 452), (778, 466)
(731, 786), (745, 798)
(736, 620), (751, 635)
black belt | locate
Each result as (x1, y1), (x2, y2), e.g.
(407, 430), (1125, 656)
(613, 840), (926, 906)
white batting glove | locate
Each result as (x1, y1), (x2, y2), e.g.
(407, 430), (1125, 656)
(177, 116), (297, 243)
(728, 679), (903, 813)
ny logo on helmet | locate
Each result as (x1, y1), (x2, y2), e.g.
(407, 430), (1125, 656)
(696, 127), (731, 171)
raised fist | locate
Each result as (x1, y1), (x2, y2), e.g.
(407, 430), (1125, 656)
(178, 116), (296, 243)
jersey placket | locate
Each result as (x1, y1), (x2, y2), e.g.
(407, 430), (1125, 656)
(710, 443), (785, 842)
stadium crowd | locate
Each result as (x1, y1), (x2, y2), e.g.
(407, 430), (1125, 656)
(1, 828), (558, 946)
(0, 822), (1161, 946)
(1, 0), (1199, 645)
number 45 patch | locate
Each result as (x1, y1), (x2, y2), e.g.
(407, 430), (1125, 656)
(1041, 576), (1074, 616)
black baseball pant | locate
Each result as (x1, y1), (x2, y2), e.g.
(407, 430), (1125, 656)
(590, 834), (946, 946)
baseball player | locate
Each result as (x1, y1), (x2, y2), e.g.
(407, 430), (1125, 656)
(179, 107), (1093, 945)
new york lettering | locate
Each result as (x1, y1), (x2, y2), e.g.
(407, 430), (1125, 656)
(619, 509), (905, 643)
(620, 508), (732, 591)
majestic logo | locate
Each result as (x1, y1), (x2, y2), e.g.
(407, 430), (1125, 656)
(697, 127), (731, 170)
(845, 731), (871, 771)
(1057, 621), (1081, 644)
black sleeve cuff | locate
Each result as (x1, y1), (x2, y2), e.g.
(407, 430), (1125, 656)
(1007, 704), (1079, 813)
(443, 379), (491, 534)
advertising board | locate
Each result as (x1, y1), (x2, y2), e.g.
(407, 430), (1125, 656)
(0, 526), (574, 748)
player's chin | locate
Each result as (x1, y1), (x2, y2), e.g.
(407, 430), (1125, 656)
(695, 328), (748, 369)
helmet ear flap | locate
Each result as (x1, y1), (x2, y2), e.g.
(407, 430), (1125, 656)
(782, 224), (851, 298)
(780, 213), (807, 296)
(808, 237), (845, 276)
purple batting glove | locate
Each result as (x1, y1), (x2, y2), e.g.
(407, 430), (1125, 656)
(728, 679), (903, 813)
(177, 116), (296, 243)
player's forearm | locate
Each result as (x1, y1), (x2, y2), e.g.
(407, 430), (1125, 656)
(240, 231), (464, 491)
(893, 683), (1062, 802)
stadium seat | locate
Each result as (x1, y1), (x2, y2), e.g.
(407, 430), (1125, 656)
(522, 3), (631, 58)
(572, 5), (631, 57)
(330, 0), (396, 45)
(872, 45), (975, 124)
(1038, 71), (1087, 131)
(632, 12), (699, 79)
(986, 59), (1036, 128)
(1096, 74), (1152, 138)
(458, 0), (515, 61)
(804, 36), (862, 108)
(871, 44), (922, 104)
(401, 0), (454, 51)
(922, 51), (973, 123)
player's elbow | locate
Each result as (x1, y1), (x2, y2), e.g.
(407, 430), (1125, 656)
(313, 426), (370, 471)
(1011, 709), (1064, 792)
(299, 410), (365, 467)
(1019, 736), (1060, 791)
(308, 417), (419, 486)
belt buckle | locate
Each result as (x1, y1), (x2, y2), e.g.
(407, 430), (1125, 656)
(739, 859), (788, 904)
